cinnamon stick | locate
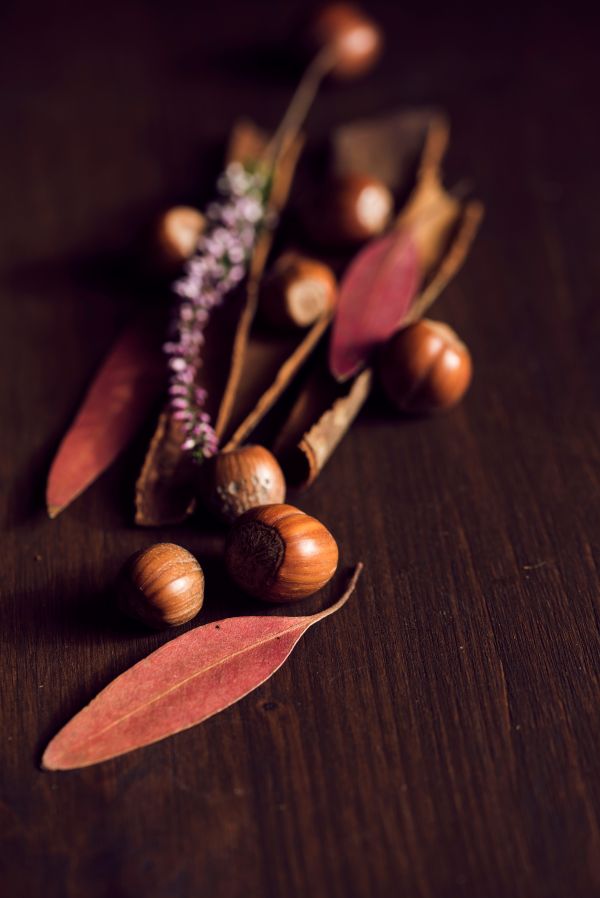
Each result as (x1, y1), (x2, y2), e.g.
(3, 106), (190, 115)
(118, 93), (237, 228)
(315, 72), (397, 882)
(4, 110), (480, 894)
(273, 363), (372, 487)
(214, 124), (305, 439)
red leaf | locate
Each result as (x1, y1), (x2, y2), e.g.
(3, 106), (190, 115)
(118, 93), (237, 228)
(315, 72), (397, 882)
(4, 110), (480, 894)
(328, 228), (423, 382)
(42, 565), (363, 770)
(46, 319), (165, 518)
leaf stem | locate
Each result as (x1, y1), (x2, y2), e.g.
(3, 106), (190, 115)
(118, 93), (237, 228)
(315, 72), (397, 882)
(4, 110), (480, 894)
(311, 562), (364, 623)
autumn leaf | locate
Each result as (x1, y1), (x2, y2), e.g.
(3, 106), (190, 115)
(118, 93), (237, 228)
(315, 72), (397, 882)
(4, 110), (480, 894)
(42, 564), (363, 770)
(46, 318), (165, 518)
(328, 228), (422, 382)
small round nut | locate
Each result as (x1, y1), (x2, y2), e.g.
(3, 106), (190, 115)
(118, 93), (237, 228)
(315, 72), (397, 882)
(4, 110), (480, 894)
(225, 504), (339, 603)
(307, 3), (383, 79)
(154, 206), (205, 270)
(259, 253), (337, 330)
(118, 543), (204, 629)
(304, 174), (393, 247)
(200, 445), (286, 524)
(378, 319), (473, 415)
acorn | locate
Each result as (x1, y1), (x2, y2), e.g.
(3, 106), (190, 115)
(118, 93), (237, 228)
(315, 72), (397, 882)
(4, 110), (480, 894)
(259, 252), (337, 330)
(304, 174), (393, 247)
(118, 543), (204, 629)
(153, 206), (205, 271)
(200, 445), (287, 524)
(378, 319), (473, 415)
(306, 3), (383, 79)
(225, 504), (339, 603)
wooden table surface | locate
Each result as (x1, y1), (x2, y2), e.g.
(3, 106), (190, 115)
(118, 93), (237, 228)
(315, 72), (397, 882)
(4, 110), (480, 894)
(2, 2), (599, 896)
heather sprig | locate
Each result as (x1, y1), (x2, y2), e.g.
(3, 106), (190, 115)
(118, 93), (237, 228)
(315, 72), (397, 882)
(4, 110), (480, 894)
(164, 161), (270, 462)
(164, 29), (346, 465)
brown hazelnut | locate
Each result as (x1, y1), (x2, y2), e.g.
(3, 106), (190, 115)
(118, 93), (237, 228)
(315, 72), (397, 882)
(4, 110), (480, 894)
(259, 253), (337, 330)
(154, 206), (205, 271)
(378, 319), (473, 415)
(200, 445), (286, 524)
(118, 543), (204, 629)
(306, 174), (393, 247)
(307, 3), (383, 79)
(225, 504), (339, 603)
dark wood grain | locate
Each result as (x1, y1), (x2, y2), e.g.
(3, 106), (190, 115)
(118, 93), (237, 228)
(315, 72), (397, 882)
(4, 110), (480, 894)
(1, 2), (599, 896)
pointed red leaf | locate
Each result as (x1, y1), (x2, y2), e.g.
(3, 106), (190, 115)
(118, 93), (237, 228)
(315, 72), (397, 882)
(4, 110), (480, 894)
(46, 319), (165, 518)
(42, 565), (363, 770)
(328, 228), (423, 382)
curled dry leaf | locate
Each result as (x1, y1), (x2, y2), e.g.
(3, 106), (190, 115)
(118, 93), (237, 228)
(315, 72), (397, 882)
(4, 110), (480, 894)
(42, 564), (363, 770)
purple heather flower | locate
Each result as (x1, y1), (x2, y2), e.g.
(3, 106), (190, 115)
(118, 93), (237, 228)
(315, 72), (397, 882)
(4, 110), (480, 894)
(164, 161), (269, 462)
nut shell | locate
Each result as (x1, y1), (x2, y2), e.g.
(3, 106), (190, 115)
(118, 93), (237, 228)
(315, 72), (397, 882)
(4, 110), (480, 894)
(305, 174), (393, 247)
(259, 253), (337, 330)
(308, 3), (383, 79)
(225, 504), (339, 603)
(200, 445), (286, 523)
(154, 206), (205, 270)
(119, 543), (204, 629)
(378, 319), (473, 414)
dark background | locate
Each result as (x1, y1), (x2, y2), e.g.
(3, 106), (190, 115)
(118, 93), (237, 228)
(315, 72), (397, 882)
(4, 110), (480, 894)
(1, 1), (600, 896)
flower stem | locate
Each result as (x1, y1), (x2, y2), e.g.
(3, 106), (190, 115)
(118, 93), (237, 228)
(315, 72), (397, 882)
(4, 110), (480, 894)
(264, 45), (337, 169)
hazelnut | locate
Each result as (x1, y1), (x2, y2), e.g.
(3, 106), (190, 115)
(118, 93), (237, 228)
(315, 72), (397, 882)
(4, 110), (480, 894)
(200, 445), (286, 524)
(154, 206), (205, 271)
(259, 253), (337, 330)
(378, 319), (473, 415)
(225, 504), (339, 603)
(305, 174), (393, 247)
(307, 3), (383, 79)
(118, 543), (204, 629)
